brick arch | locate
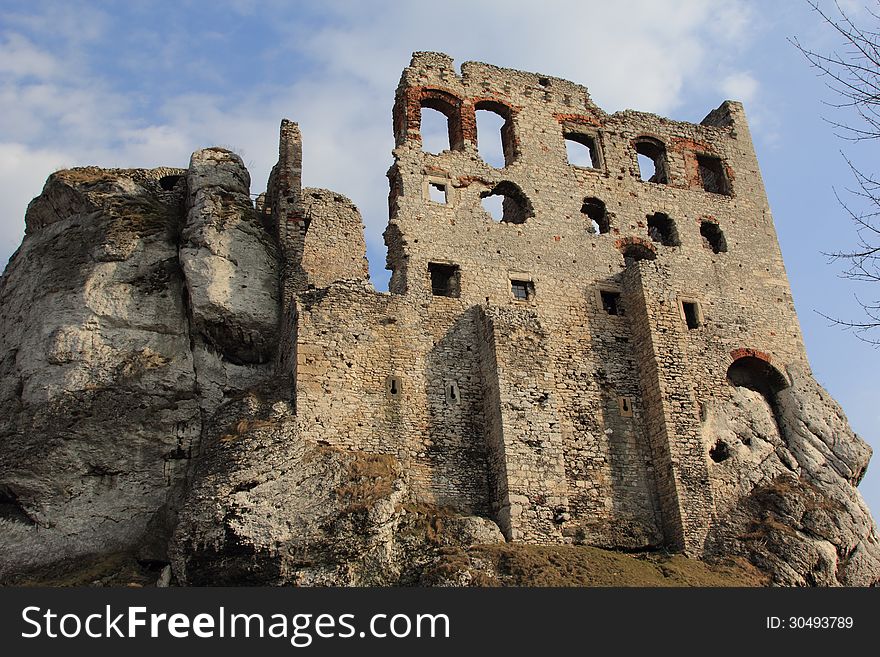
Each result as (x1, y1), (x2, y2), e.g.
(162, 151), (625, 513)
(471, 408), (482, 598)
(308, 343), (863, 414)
(632, 135), (669, 184)
(615, 236), (656, 261)
(473, 99), (518, 165)
(396, 86), (468, 151)
(729, 347), (772, 364)
(727, 350), (790, 394)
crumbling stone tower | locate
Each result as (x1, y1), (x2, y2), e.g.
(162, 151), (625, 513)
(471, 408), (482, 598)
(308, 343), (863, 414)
(269, 52), (810, 555)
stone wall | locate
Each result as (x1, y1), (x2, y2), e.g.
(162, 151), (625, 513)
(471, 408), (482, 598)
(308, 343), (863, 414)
(281, 52), (837, 554)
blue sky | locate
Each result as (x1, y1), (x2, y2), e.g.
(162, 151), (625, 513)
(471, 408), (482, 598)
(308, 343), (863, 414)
(1, 0), (879, 519)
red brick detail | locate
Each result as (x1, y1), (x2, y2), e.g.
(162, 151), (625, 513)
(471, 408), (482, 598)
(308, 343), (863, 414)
(474, 98), (520, 160)
(729, 348), (772, 364)
(399, 86), (468, 150)
(456, 175), (493, 187)
(615, 235), (656, 253)
(670, 136), (714, 153)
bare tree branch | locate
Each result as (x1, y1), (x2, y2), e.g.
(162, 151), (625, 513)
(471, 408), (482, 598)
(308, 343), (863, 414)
(795, 0), (880, 344)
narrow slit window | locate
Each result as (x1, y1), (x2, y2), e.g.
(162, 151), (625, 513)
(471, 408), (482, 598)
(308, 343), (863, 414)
(510, 279), (534, 301)
(445, 380), (461, 406)
(600, 290), (622, 315)
(428, 262), (460, 298)
(428, 182), (447, 204)
(386, 375), (403, 398)
(618, 396), (634, 417)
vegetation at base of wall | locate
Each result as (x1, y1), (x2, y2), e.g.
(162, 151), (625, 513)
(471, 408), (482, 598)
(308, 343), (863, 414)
(426, 544), (768, 587)
(5, 552), (162, 587)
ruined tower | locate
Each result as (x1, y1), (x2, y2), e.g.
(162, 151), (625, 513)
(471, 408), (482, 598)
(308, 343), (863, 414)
(273, 52), (819, 554)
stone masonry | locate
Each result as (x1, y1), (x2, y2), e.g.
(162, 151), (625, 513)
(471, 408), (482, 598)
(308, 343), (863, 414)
(263, 51), (817, 555)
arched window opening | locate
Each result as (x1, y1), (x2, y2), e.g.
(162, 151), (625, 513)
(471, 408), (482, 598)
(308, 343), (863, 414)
(647, 212), (680, 246)
(476, 108), (506, 168)
(621, 242), (656, 263)
(634, 137), (668, 184)
(581, 197), (610, 234)
(700, 221), (728, 254)
(420, 105), (452, 153)
(475, 100), (516, 166)
(480, 181), (534, 224)
(726, 356), (789, 398)
(726, 355), (789, 441)
(565, 132), (601, 169)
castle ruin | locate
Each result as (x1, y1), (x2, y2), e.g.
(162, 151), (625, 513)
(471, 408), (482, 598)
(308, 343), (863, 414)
(265, 52), (808, 554)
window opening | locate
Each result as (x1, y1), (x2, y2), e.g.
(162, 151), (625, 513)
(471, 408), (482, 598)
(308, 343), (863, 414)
(582, 197), (610, 234)
(647, 212), (680, 246)
(682, 301), (701, 329)
(481, 181), (534, 224)
(420, 106), (451, 153)
(697, 154), (730, 195)
(564, 132), (600, 168)
(386, 375), (403, 398)
(700, 221), (728, 254)
(510, 279), (534, 301)
(428, 182), (447, 204)
(445, 380), (461, 406)
(428, 262), (460, 298)
(601, 290), (621, 315)
(476, 108), (506, 168)
(634, 138), (668, 184)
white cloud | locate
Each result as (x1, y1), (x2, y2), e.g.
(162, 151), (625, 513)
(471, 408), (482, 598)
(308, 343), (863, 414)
(0, 143), (70, 265)
(720, 71), (759, 104)
(0, 33), (60, 79)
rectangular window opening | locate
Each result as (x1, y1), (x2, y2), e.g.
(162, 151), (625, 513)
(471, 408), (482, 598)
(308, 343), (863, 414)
(682, 301), (701, 329)
(564, 132), (600, 169)
(510, 279), (534, 301)
(428, 182), (447, 204)
(428, 262), (460, 298)
(696, 155), (730, 195)
(600, 290), (621, 316)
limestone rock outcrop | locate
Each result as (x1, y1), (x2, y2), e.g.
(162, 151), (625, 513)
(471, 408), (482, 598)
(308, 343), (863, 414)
(0, 156), (279, 580)
(704, 366), (879, 585)
(169, 387), (504, 586)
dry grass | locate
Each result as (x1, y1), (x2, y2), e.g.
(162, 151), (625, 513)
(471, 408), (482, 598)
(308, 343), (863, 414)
(219, 418), (275, 443)
(4, 552), (159, 587)
(427, 544), (768, 587)
(335, 453), (398, 513)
